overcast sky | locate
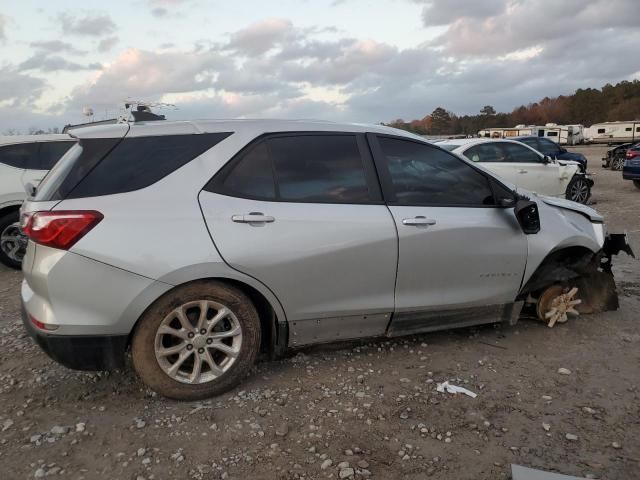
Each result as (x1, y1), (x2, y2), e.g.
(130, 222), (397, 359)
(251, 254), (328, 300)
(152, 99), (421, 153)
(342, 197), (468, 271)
(1, 0), (639, 131)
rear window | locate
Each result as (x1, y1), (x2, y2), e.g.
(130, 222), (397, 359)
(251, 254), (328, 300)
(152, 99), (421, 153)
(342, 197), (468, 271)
(35, 133), (231, 201)
(0, 142), (38, 169)
(439, 144), (460, 151)
(32, 141), (76, 170)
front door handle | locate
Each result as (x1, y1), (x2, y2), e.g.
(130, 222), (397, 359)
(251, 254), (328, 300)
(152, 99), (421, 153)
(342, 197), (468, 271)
(402, 216), (436, 226)
(231, 212), (275, 224)
(518, 169), (528, 174)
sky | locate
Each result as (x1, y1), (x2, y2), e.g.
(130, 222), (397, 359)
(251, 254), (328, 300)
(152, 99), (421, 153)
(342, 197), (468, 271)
(0, 0), (639, 132)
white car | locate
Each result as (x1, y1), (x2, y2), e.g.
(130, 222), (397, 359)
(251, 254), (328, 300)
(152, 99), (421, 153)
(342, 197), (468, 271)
(437, 138), (593, 204)
(0, 134), (75, 268)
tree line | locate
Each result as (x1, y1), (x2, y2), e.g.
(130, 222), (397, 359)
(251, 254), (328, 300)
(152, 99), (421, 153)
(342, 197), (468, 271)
(385, 79), (640, 136)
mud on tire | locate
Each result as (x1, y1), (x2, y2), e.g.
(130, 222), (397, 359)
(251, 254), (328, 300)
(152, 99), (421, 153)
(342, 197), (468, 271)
(131, 280), (261, 401)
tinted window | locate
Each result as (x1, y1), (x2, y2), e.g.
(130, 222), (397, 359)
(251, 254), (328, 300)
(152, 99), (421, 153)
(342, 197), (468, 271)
(597, 128), (606, 134)
(537, 138), (561, 155)
(68, 133), (231, 198)
(546, 131), (559, 137)
(625, 127), (632, 132)
(517, 137), (539, 149)
(439, 144), (461, 151)
(221, 142), (275, 200)
(377, 138), (495, 206)
(34, 139), (121, 201)
(269, 135), (370, 203)
(636, 127), (640, 132)
(32, 141), (75, 170)
(499, 143), (542, 163)
(465, 143), (506, 163)
(0, 143), (38, 169)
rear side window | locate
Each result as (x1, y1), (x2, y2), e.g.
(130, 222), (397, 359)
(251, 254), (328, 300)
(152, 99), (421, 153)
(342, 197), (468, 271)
(537, 138), (561, 155)
(210, 134), (375, 204)
(67, 133), (232, 199)
(32, 141), (75, 170)
(0, 143), (38, 169)
(499, 143), (542, 163)
(377, 137), (495, 206)
(517, 137), (538, 149)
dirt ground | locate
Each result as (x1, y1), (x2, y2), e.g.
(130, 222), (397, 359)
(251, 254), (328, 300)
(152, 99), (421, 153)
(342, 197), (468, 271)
(0, 145), (638, 480)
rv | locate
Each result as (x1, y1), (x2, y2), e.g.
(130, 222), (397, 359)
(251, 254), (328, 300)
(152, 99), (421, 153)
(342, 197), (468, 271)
(478, 126), (535, 139)
(584, 121), (640, 144)
(478, 124), (584, 145)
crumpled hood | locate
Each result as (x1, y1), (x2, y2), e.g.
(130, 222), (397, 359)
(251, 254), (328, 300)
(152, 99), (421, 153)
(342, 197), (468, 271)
(537, 194), (604, 223)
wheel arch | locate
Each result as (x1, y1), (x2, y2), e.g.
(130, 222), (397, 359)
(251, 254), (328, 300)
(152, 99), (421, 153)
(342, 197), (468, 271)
(0, 203), (22, 219)
(126, 269), (288, 358)
(518, 245), (598, 299)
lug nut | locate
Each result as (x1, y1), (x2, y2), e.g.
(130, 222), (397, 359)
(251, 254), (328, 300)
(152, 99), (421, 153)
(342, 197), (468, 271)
(200, 329), (206, 335)
(206, 338), (213, 345)
(188, 332), (194, 338)
(198, 348), (204, 354)
(187, 344), (193, 350)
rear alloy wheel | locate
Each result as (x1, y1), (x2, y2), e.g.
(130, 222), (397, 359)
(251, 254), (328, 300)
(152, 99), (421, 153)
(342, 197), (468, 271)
(565, 176), (591, 204)
(132, 281), (261, 400)
(611, 156), (625, 171)
(0, 211), (26, 270)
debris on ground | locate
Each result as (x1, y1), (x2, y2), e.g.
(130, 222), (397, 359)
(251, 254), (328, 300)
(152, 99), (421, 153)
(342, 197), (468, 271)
(436, 381), (477, 398)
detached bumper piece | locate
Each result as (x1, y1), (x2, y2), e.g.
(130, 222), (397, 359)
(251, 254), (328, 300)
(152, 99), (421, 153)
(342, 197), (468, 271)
(21, 303), (127, 371)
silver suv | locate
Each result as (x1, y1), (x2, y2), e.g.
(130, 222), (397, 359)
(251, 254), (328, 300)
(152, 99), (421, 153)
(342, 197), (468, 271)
(20, 120), (632, 400)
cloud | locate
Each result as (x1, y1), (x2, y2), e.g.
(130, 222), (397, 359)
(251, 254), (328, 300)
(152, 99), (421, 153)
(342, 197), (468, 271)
(151, 7), (168, 17)
(226, 18), (295, 56)
(0, 15), (7, 42)
(58, 12), (116, 37)
(0, 67), (47, 107)
(19, 52), (101, 72)
(97, 36), (119, 52)
(419, 0), (505, 26)
(29, 40), (86, 55)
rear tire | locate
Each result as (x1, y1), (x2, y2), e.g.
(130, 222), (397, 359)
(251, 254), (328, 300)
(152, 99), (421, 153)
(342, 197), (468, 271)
(0, 211), (24, 270)
(634, 180), (640, 191)
(131, 280), (261, 400)
(565, 176), (591, 204)
(611, 156), (624, 171)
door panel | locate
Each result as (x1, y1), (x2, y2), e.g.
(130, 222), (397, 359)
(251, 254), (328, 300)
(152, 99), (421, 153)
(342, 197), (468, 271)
(368, 135), (528, 321)
(199, 192), (398, 321)
(389, 205), (527, 312)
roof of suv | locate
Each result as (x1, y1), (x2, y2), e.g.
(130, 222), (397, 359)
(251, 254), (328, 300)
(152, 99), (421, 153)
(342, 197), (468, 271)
(69, 119), (425, 141)
(0, 134), (72, 146)
(437, 138), (528, 149)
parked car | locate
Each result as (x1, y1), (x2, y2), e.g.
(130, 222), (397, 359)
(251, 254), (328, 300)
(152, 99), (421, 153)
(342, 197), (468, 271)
(438, 138), (593, 204)
(513, 136), (588, 171)
(0, 134), (75, 268)
(622, 144), (640, 190)
(20, 120), (631, 400)
(603, 142), (638, 170)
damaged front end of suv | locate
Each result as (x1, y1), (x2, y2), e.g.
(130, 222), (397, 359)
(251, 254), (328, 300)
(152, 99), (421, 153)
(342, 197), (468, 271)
(514, 195), (634, 327)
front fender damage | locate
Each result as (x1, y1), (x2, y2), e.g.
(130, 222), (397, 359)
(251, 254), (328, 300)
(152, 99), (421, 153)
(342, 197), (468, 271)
(519, 233), (635, 324)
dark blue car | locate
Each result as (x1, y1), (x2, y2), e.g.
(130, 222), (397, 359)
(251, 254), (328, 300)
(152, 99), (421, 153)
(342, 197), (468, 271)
(514, 136), (587, 171)
(622, 144), (640, 191)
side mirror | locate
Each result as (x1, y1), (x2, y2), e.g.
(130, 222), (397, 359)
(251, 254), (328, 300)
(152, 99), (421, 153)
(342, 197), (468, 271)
(498, 196), (516, 208)
(542, 155), (552, 164)
(24, 182), (37, 197)
(514, 200), (540, 234)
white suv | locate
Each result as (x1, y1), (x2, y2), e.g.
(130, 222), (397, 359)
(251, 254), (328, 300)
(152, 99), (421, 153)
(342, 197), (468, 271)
(0, 134), (75, 268)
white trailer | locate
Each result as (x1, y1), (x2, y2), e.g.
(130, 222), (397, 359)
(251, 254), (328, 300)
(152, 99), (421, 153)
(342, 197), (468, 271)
(478, 125), (535, 139)
(533, 124), (584, 146)
(584, 121), (640, 144)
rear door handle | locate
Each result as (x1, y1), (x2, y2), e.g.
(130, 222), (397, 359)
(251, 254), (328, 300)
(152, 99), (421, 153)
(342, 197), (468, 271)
(518, 169), (528, 174)
(231, 212), (275, 224)
(402, 216), (436, 226)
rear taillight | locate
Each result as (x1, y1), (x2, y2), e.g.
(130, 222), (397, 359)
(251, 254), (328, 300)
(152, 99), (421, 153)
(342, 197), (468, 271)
(626, 150), (640, 159)
(22, 211), (103, 250)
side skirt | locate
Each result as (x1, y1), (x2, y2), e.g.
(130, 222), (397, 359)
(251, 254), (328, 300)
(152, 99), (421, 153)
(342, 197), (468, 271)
(386, 302), (523, 338)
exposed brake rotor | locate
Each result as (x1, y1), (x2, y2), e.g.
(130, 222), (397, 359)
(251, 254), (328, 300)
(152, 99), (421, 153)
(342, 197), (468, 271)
(536, 285), (582, 328)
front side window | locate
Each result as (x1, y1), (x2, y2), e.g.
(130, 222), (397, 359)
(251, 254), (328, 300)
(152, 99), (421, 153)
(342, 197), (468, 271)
(498, 143), (543, 163)
(517, 137), (539, 149)
(377, 137), (495, 206)
(537, 138), (561, 155)
(0, 142), (38, 169)
(212, 134), (374, 204)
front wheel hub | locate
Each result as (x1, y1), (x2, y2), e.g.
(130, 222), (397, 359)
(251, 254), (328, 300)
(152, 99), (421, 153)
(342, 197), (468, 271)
(536, 285), (581, 328)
